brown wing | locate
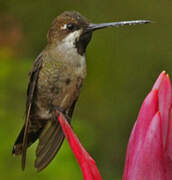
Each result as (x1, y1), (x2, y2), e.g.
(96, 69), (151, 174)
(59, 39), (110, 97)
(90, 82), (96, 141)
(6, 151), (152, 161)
(34, 99), (78, 171)
(22, 53), (43, 170)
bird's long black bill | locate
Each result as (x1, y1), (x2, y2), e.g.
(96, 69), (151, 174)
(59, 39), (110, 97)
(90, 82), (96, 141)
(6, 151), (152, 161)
(86, 20), (151, 32)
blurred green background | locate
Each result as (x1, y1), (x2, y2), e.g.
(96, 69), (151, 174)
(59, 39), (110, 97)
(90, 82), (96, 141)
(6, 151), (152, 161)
(0, 0), (172, 179)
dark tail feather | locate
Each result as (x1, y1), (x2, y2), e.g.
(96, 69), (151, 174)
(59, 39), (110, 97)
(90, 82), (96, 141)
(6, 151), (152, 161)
(34, 120), (64, 171)
(12, 125), (43, 155)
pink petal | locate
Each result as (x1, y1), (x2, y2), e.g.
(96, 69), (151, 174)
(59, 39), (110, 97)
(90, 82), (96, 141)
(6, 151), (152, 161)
(166, 107), (172, 160)
(152, 71), (166, 90)
(123, 112), (166, 180)
(123, 121), (137, 180)
(163, 153), (172, 180)
(123, 90), (158, 179)
(158, 74), (172, 148)
(130, 90), (158, 151)
(123, 72), (172, 180)
(56, 112), (103, 180)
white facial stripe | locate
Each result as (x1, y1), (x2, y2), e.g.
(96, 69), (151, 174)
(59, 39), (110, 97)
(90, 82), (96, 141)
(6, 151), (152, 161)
(61, 30), (82, 49)
(61, 24), (67, 30)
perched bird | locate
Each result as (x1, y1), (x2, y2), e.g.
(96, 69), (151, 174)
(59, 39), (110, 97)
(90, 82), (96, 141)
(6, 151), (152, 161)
(12, 11), (150, 171)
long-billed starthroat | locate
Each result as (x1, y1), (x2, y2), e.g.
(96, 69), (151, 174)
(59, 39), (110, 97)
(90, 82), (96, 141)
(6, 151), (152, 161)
(12, 11), (150, 171)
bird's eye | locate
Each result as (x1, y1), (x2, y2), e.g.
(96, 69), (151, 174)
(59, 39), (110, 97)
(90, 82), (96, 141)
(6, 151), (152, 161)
(67, 23), (75, 31)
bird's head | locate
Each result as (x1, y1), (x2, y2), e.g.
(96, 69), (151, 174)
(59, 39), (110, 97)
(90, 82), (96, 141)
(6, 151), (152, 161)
(48, 11), (151, 55)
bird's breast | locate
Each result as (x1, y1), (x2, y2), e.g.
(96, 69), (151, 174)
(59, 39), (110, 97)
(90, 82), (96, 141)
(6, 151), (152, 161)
(36, 53), (86, 119)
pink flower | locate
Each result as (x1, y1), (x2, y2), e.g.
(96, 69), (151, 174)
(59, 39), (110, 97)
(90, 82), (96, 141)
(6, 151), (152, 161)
(56, 112), (103, 180)
(123, 71), (172, 180)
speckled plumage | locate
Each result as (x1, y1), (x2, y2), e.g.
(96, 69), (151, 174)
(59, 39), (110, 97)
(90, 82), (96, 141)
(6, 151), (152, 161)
(12, 10), (150, 172)
(12, 11), (91, 171)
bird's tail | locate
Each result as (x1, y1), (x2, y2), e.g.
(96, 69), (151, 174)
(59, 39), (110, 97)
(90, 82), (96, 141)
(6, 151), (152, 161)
(12, 115), (67, 171)
(12, 125), (43, 155)
(34, 119), (65, 171)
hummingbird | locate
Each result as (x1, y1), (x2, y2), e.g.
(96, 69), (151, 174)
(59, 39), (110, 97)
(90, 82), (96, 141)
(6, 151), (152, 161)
(12, 11), (150, 171)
